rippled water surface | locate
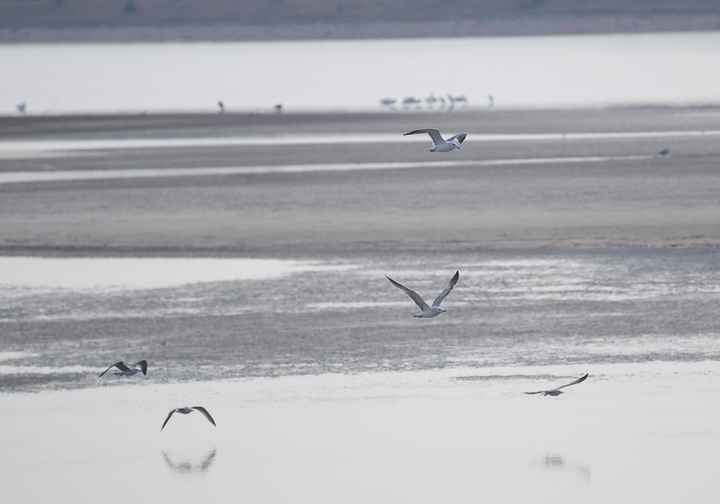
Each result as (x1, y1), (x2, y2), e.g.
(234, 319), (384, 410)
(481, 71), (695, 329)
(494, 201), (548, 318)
(1, 249), (718, 390)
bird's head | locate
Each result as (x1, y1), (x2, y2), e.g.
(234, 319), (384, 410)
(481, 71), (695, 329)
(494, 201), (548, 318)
(432, 306), (447, 315)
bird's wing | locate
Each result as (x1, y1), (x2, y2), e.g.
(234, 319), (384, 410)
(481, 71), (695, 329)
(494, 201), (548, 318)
(200, 449), (218, 470)
(192, 407), (217, 426)
(98, 361), (126, 378)
(135, 359), (148, 375)
(432, 271), (459, 307)
(557, 373), (589, 390)
(523, 390), (546, 395)
(160, 451), (176, 469)
(386, 276), (431, 312)
(447, 132), (468, 144)
(404, 128), (445, 146)
(161, 409), (178, 431)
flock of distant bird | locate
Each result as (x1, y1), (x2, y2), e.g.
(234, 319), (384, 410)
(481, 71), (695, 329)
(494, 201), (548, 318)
(16, 94), (485, 115)
(98, 268), (587, 432)
(380, 93), (494, 111)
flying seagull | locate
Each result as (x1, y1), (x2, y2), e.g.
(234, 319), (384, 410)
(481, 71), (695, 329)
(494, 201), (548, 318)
(161, 406), (217, 431)
(98, 359), (148, 378)
(387, 271), (459, 318)
(524, 373), (589, 396)
(404, 128), (468, 152)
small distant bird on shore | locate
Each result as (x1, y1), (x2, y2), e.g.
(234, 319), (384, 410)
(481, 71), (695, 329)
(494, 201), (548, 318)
(404, 128), (467, 152)
(448, 94), (468, 108)
(387, 271), (459, 318)
(524, 373), (589, 397)
(161, 406), (217, 431)
(217, 101), (225, 113)
(402, 96), (421, 107)
(98, 359), (148, 378)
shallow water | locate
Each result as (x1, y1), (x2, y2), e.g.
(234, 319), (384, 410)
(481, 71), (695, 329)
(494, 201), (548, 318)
(3, 31), (720, 113)
(0, 155), (661, 184)
(1, 249), (719, 390)
(1, 129), (718, 157)
(2, 362), (719, 504)
(1, 250), (719, 502)
(0, 257), (344, 291)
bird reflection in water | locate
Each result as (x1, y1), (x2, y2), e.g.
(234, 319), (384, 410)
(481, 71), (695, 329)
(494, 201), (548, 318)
(161, 447), (218, 474)
(545, 454), (564, 467)
(542, 453), (592, 483)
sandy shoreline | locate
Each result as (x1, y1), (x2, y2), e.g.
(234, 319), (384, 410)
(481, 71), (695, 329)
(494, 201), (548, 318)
(1, 107), (720, 257)
(3, 105), (720, 136)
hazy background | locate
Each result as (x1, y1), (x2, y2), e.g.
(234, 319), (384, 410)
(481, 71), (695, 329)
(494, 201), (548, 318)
(3, 0), (720, 42)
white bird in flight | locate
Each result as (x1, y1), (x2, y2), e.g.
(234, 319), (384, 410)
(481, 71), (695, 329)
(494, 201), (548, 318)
(524, 373), (589, 396)
(404, 128), (468, 152)
(387, 271), (459, 318)
(98, 359), (148, 378)
(161, 406), (217, 431)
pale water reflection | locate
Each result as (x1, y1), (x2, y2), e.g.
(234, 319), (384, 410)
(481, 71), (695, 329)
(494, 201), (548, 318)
(1, 129), (717, 158)
(0, 156), (654, 185)
(0, 257), (350, 291)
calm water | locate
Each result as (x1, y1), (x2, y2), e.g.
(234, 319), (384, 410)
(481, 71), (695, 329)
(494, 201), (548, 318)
(2, 362), (719, 504)
(3, 31), (720, 114)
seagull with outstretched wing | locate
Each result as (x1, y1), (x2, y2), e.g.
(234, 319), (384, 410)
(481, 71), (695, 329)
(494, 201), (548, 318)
(387, 271), (459, 318)
(98, 359), (148, 378)
(404, 128), (467, 152)
(524, 373), (589, 396)
(161, 406), (217, 431)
